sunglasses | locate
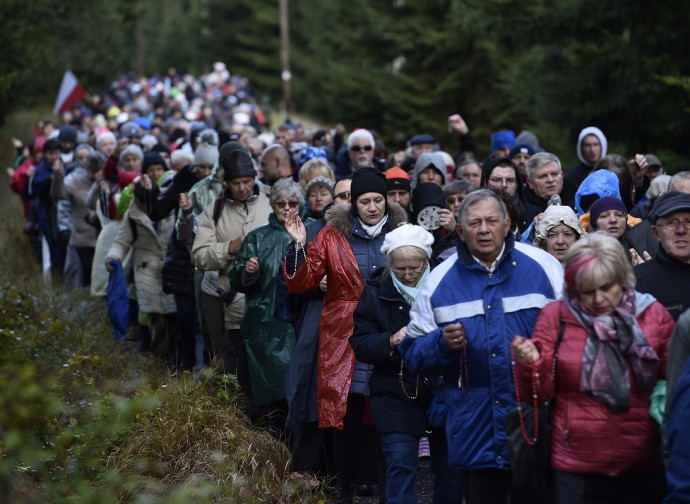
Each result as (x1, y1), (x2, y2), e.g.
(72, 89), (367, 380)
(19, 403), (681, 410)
(274, 200), (299, 209)
(335, 191), (351, 200)
(350, 145), (373, 152)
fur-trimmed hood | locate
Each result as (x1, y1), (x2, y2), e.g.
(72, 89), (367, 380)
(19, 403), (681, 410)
(324, 202), (408, 237)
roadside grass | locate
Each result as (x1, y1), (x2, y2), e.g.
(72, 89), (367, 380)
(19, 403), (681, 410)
(0, 110), (326, 503)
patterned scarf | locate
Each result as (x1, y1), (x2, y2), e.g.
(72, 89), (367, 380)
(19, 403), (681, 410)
(565, 288), (660, 412)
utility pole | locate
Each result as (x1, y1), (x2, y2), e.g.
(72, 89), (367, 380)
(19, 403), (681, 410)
(279, 0), (292, 114)
(135, 0), (145, 76)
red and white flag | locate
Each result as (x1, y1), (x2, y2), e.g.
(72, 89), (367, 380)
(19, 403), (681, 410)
(53, 70), (86, 115)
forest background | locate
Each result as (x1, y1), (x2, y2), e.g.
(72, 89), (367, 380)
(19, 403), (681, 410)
(1, 1), (689, 501)
(1, 0), (690, 170)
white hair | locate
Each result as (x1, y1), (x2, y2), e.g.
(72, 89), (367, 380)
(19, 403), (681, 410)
(347, 129), (375, 149)
(95, 131), (116, 149)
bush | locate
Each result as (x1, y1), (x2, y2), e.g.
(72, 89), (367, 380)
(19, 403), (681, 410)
(0, 110), (326, 504)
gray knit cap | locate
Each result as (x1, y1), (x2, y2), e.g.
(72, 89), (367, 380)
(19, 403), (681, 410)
(193, 129), (219, 166)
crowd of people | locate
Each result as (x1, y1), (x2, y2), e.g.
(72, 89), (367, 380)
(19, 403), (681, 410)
(6, 64), (690, 504)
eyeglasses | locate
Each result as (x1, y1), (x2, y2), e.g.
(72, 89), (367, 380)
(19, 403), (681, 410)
(274, 200), (299, 209)
(350, 145), (373, 152)
(335, 191), (351, 200)
(488, 177), (517, 186)
(656, 218), (690, 232)
(392, 263), (427, 277)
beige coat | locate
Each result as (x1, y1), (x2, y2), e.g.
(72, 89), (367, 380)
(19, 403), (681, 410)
(107, 201), (176, 314)
(191, 185), (272, 329)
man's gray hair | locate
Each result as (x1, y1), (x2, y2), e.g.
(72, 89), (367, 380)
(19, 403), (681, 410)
(457, 188), (507, 225)
(347, 129), (375, 149)
(95, 131), (116, 150)
(526, 152), (561, 179)
(669, 171), (690, 191)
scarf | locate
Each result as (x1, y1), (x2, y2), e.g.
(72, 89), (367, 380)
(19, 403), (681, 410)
(391, 266), (430, 306)
(359, 213), (388, 238)
(565, 288), (660, 412)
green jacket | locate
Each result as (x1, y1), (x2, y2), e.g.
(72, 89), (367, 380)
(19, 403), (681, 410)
(229, 211), (312, 405)
(189, 164), (223, 219)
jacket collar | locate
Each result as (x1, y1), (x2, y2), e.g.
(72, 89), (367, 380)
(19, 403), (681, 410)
(657, 243), (690, 270)
(350, 211), (392, 240)
(456, 229), (516, 272)
(367, 268), (404, 302)
(223, 184), (260, 214)
(325, 201), (408, 238)
(524, 185), (549, 207)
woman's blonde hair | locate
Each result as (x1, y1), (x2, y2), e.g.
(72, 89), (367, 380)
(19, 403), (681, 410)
(298, 158), (334, 189)
(563, 231), (635, 298)
(384, 245), (429, 278)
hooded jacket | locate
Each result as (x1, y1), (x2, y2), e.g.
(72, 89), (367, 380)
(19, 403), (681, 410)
(563, 127), (608, 204)
(283, 203), (408, 429)
(229, 211), (311, 406)
(574, 169), (621, 216)
(412, 152), (448, 188)
(532, 205), (584, 249)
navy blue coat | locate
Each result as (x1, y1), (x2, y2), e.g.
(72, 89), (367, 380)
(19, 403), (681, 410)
(278, 218), (327, 432)
(351, 269), (431, 436)
(665, 353), (690, 503)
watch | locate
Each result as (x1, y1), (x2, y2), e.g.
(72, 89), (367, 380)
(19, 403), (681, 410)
(417, 205), (443, 231)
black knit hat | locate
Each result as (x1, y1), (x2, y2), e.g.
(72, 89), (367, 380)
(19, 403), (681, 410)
(412, 182), (447, 217)
(151, 143), (170, 155)
(143, 151), (166, 173)
(58, 125), (78, 143)
(222, 149), (256, 181)
(219, 141), (246, 168)
(351, 167), (387, 203)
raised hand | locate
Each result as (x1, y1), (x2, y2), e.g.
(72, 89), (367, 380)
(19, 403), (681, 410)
(179, 192), (192, 211)
(448, 113), (469, 135)
(284, 208), (307, 243)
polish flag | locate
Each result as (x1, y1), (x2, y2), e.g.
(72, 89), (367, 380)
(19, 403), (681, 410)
(53, 70), (86, 115)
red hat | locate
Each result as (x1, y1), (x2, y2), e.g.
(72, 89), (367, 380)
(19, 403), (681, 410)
(385, 166), (411, 192)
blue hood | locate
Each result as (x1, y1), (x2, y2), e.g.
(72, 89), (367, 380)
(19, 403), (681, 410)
(574, 169), (621, 216)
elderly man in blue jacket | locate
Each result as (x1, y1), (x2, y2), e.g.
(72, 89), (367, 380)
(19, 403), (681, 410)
(399, 189), (563, 503)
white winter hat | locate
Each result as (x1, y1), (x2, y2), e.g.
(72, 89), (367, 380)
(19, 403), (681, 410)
(380, 224), (435, 258)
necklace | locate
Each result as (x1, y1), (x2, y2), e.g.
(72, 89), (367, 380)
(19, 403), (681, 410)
(399, 359), (419, 400)
(511, 349), (539, 445)
(458, 347), (468, 392)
